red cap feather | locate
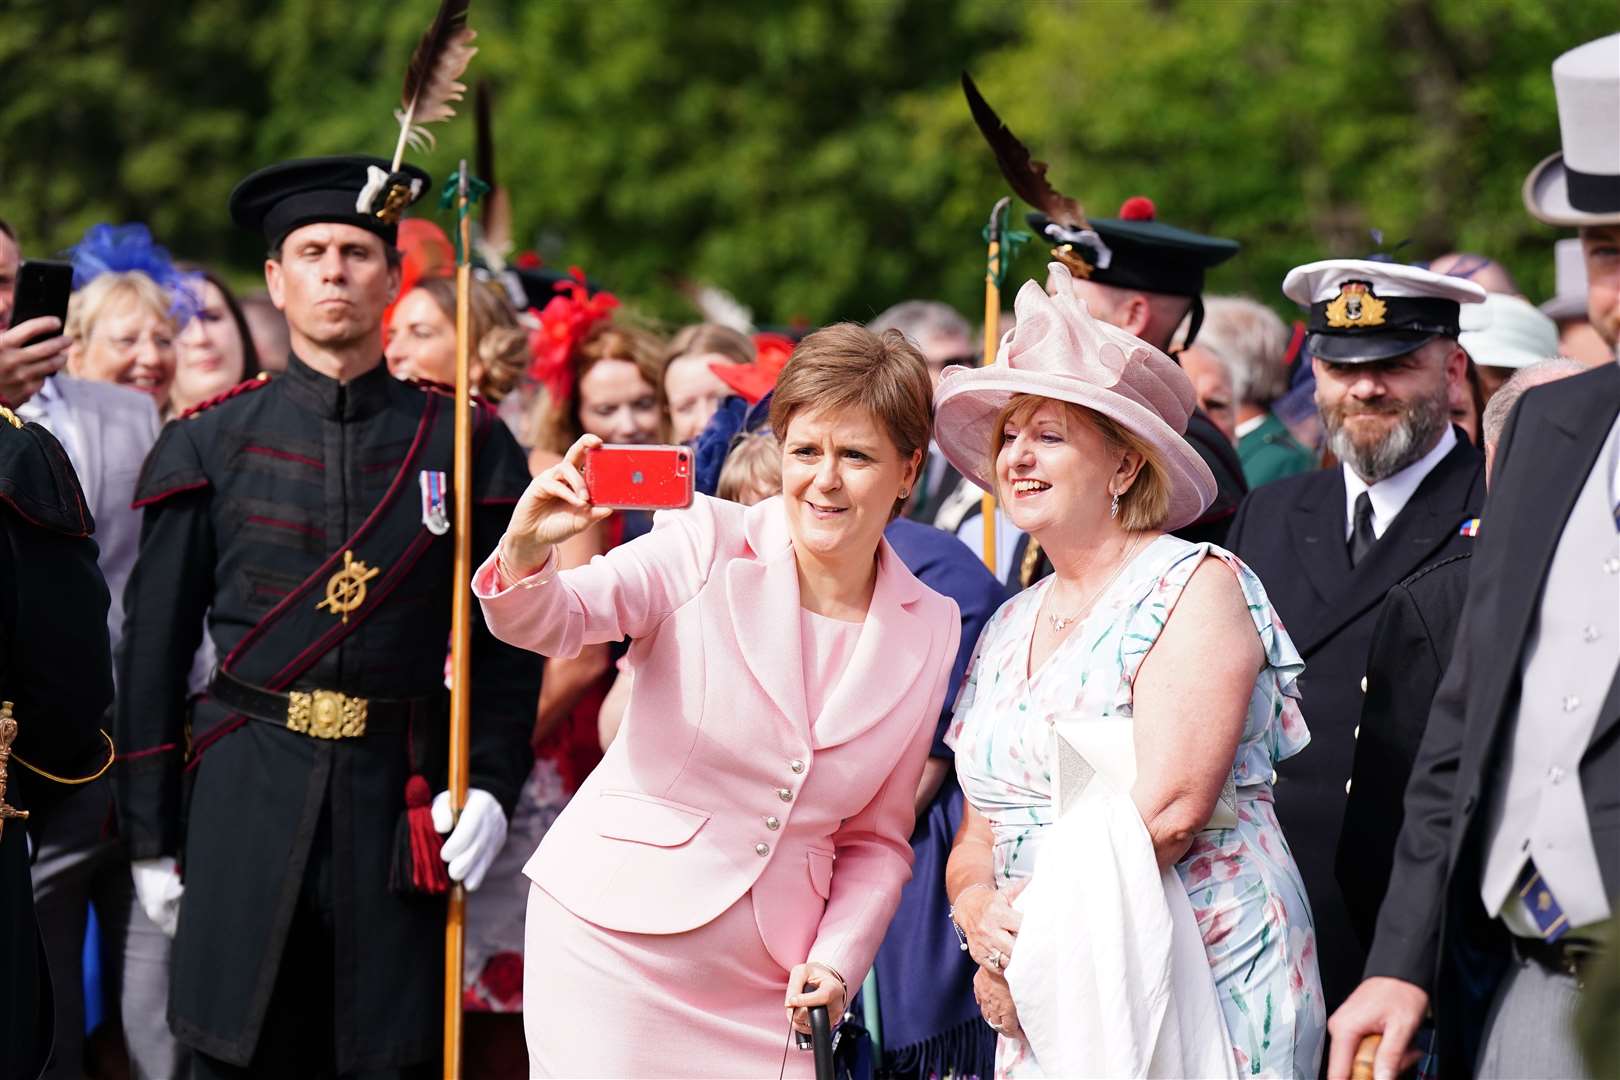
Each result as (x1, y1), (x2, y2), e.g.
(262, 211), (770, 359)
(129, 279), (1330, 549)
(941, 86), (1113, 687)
(1119, 196), (1156, 221)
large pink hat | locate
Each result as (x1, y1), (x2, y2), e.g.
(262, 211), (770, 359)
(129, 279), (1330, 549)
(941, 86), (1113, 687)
(933, 262), (1217, 531)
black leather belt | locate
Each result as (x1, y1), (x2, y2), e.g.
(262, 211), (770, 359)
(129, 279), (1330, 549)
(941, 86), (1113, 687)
(209, 669), (439, 740)
(1510, 934), (1602, 982)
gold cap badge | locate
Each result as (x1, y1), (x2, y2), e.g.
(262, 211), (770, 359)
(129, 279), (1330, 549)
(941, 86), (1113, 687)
(1324, 281), (1388, 329)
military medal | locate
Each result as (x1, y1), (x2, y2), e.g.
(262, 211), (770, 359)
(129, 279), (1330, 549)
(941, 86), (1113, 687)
(0, 702), (29, 840)
(420, 470), (450, 536)
(316, 549), (382, 624)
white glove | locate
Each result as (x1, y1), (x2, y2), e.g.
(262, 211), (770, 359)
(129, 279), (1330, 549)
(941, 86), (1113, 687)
(432, 788), (507, 892)
(131, 856), (184, 938)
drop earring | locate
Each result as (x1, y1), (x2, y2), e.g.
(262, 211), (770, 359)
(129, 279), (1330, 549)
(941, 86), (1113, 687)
(1109, 491), (1120, 519)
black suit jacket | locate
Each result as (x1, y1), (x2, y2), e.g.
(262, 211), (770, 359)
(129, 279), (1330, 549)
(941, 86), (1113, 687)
(1337, 553), (1470, 949)
(1366, 363), (1620, 1079)
(1226, 430), (1485, 1012)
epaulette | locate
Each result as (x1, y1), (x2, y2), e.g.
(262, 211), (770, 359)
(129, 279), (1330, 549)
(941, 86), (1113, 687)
(179, 372), (271, 419)
(0, 419), (94, 537)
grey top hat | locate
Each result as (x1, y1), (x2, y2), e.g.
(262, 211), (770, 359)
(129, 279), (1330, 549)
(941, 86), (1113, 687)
(1524, 34), (1620, 227)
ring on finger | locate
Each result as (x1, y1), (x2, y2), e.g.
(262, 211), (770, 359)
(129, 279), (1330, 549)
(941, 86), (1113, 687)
(987, 949), (1003, 971)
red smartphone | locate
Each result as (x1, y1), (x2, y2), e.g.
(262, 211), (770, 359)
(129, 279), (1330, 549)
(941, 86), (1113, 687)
(584, 445), (694, 511)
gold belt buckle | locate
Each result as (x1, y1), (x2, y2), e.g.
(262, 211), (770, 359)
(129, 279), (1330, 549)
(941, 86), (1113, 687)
(286, 690), (368, 739)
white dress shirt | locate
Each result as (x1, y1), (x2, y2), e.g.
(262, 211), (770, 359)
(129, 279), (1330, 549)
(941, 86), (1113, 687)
(1341, 425), (1459, 541)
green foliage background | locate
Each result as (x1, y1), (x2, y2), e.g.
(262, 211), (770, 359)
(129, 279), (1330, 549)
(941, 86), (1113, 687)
(0, 0), (1610, 326)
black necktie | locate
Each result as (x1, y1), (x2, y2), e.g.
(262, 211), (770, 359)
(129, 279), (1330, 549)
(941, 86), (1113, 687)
(1349, 492), (1376, 567)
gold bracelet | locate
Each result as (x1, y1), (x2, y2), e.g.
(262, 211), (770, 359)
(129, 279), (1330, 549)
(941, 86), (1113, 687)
(13, 729), (116, 785)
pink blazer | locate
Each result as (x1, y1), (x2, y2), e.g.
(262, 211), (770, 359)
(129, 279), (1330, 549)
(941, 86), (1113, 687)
(474, 494), (960, 982)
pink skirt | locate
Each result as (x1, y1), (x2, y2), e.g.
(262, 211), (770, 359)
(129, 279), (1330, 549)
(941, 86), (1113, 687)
(523, 883), (817, 1079)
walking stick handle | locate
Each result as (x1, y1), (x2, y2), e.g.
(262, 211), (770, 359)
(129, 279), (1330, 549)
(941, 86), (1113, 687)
(1350, 1034), (1381, 1080)
(808, 1004), (835, 1080)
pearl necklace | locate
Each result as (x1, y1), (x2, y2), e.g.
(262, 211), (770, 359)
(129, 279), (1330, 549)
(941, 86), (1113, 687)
(1044, 534), (1144, 633)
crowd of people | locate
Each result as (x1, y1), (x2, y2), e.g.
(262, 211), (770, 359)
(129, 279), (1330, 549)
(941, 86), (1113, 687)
(1, 27), (1617, 1080)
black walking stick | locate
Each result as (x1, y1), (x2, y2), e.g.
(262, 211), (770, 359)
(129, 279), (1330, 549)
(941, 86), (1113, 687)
(807, 1005), (835, 1080)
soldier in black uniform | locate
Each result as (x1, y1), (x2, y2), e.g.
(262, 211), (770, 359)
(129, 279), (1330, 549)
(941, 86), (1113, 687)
(0, 408), (116, 1080)
(113, 157), (539, 1078)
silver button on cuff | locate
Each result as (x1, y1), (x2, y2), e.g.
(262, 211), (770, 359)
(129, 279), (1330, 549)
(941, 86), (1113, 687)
(765, 816), (780, 830)
(777, 788), (793, 802)
(789, 759), (806, 774)
(755, 842), (770, 857)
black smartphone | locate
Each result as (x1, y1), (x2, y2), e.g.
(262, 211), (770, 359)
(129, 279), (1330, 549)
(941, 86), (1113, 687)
(9, 259), (74, 340)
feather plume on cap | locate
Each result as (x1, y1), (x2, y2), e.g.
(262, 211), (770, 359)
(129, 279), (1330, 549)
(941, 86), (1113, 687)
(962, 72), (1113, 277)
(961, 72), (1088, 231)
(390, 0), (478, 171)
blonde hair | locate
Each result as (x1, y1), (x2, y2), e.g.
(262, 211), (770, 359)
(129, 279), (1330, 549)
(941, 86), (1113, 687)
(410, 276), (529, 403)
(716, 432), (782, 505)
(65, 271), (177, 345)
(664, 323), (754, 367)
(987, 395), (1171, 531)
(527, 321), (670, 455)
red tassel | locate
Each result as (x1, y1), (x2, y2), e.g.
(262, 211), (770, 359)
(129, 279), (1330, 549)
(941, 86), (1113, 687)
(390, 774), (449, 895)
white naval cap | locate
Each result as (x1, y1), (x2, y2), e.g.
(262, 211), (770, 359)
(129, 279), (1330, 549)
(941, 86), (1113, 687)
(1283, 258), (1486, 363)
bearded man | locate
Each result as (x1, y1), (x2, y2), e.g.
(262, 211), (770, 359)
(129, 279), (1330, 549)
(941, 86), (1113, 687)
(1226, 259), (1487, 1017)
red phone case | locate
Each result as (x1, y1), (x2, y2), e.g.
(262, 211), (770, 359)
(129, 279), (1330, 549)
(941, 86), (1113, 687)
(584, 445), (695, 511)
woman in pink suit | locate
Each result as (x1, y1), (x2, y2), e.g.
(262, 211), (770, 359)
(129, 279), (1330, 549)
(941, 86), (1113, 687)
(474, 324), (962, 1078)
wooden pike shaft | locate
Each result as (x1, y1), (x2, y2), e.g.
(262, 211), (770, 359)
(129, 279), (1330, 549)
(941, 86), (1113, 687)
(443, 161), (474, 1080)
(979, 197), (1008, 577)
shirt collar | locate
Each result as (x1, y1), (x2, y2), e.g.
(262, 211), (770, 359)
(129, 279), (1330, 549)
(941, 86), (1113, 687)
(1235, 413), (1268, 440)
(1343, 424), (1459, 540)
(282, 352), (394, 420)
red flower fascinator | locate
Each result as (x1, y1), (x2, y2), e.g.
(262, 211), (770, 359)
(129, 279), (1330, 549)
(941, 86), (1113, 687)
(528, 266), (619, 404)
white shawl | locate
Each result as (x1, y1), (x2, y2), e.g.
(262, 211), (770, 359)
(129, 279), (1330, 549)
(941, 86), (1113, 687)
(1002, 717), (1237, 1079)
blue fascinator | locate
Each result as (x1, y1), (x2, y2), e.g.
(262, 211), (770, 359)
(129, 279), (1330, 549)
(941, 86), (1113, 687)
(693, 392), (774, 497)
(70, 223), (204, 325)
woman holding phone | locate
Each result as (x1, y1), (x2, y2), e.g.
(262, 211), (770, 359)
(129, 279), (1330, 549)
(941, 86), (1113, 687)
(475, 323), (961, 1077)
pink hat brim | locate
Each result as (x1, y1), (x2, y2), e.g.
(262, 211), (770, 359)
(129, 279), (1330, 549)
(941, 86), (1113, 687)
(932, 365), (1219, 532)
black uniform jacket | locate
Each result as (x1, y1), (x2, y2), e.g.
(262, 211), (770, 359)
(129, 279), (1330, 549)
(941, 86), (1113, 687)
(1225, 430), (1483, 1012)
(1337, 553), (1470, 950)
(1366, 363), (1620, 1079)
(0, 420), (113, 1080)
(113, 358), (538, 1070)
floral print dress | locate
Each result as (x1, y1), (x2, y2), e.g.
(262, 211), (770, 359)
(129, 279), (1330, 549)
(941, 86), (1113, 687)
(947, 536), (1325, 1079)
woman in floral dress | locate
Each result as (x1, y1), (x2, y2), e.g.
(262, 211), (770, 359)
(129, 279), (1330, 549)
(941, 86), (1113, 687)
(934, 265), (1324, 1078)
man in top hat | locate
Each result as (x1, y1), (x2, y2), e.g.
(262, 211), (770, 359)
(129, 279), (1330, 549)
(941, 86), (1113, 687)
(1328, 33), (1620, 1080)
(114, 155), (539, 1078)
(1226, 258), (1487, 1017)
(991, 198), (1250, 590)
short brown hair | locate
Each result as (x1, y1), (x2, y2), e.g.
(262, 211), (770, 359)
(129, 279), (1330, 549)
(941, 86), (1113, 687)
(665, 322), (754, 367)
(528, 320), (669, 454)
(768, 324), (933, 464)
(987, 395), (1171, 531)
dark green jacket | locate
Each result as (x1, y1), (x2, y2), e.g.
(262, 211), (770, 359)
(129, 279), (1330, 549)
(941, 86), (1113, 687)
(1237, 411), (1316, 488)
